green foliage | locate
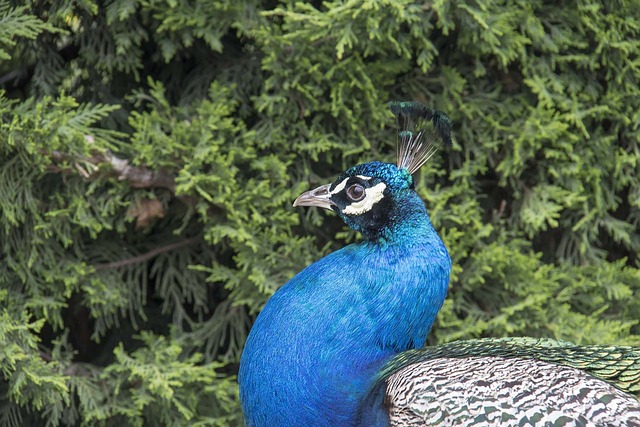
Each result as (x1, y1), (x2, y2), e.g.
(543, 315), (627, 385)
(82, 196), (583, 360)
(1, 0), (639, 424)
(0, 3), (57, 61)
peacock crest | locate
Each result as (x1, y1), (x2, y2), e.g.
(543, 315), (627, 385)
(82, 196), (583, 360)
(388, 101), (453, 174)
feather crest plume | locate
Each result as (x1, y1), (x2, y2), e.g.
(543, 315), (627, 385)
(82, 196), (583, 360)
(388, 101), (452, 174)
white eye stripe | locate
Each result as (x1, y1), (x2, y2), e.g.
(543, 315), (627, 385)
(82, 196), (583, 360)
(342, 182), (386, 215)
(330, 177), (350, 195)
(331, 175), (374, 195)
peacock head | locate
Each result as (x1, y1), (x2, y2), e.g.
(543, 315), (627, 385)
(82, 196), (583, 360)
(293, 102), (452, 241)
(293, 161), (413, 239)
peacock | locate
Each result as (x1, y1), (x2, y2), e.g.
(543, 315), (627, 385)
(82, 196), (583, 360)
(238, 102), (640, 426)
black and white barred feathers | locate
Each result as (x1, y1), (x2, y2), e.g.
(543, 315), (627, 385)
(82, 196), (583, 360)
(374, 338), (640, 426)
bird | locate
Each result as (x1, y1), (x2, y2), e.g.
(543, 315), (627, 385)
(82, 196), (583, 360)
(238, 102), (640, 427)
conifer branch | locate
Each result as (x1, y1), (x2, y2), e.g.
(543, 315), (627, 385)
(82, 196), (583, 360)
(102, 152), (176, 190)
(93, 237), (201, 272)
(49, 149), (176, 191)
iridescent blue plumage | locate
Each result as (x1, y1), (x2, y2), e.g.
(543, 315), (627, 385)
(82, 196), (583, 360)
(239, 123), (452, 425)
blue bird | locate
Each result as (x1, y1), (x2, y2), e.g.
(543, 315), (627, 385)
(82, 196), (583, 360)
(238, 102), (640, 426)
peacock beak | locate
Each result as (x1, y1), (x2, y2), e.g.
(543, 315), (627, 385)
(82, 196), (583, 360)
(293, 183), (335, 210)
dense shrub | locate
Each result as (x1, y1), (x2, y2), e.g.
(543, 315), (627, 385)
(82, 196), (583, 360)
(1, 0), (639, 424)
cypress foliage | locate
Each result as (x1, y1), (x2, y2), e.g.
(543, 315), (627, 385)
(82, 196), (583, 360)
(1, 0), (639, 425)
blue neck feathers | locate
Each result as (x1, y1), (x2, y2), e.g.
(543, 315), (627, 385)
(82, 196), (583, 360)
(239, 191), (451, 426)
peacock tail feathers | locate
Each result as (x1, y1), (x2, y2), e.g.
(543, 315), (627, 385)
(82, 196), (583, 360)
(355, 337), (640, 426)
(388, 101), (453, 174)
(375, 337), (640, 398)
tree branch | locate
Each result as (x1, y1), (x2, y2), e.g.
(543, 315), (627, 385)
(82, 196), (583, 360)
(93, 236), (201, 271)
(104, 152), (176, 190)
(49, 149), (176, 191)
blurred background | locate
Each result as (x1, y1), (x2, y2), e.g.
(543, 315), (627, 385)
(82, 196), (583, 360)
(1, 0), (639, 425)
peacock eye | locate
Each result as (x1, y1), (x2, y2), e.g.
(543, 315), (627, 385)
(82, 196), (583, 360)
(346, 184), (366, 202)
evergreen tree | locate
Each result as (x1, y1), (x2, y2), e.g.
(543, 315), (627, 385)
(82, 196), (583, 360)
(1, 0), (639, 425)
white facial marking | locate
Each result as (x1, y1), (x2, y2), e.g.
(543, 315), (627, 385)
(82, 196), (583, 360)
(342, 182), (387, 215)
(330, 177), (350, 195)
